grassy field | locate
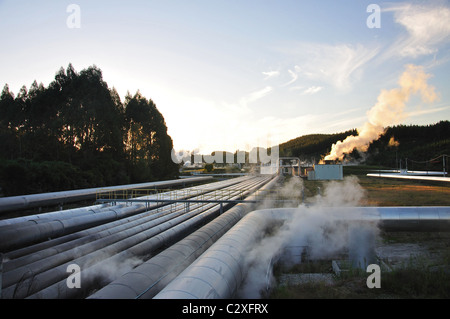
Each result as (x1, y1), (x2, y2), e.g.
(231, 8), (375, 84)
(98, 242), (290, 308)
(300, 165), (450, 206)
(268, 230), (450, 299)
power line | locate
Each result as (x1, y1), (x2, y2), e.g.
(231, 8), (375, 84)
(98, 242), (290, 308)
(404, 154), (448, 177)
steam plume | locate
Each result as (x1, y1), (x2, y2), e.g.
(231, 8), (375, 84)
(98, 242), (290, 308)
(238, 176), (379, 298)
(324, 64), (437, 161)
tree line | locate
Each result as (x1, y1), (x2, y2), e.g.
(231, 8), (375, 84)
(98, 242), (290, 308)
(279, 121), (450, 170)
(366, 121), (450, 170)
(0, 64), (178, 196)
(279, 130), (358, 162)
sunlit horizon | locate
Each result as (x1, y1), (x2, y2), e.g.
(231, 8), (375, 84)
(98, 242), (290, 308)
(1, 1), (449, 155)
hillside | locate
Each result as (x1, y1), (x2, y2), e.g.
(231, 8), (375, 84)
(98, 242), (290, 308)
(366, 121), (450, 170)
(279, 121), (450, 170)
(279, 129), (357, 162)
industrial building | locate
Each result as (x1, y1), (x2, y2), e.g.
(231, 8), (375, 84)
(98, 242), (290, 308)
(307, 163), (343, 180)
(279, 157), (300, 176)
(260, 158), (343, 180)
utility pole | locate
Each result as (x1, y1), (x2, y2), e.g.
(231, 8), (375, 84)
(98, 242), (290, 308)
(444, 155), (447, 177)
(0, 253), (3, 299)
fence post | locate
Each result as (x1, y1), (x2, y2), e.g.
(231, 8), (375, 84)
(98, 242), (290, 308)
(0, 253), (3, 298)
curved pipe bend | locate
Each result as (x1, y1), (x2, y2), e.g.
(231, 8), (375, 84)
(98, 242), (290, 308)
(154, 206), (450, 299)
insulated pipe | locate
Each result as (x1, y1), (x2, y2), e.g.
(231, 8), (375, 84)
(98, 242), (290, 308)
(4, 176), (260, 274)
(3, 177), (251, 261)
(31, 177), (275, 299)
(0, 204), (109, 228)
(88, 175), (279, 299)
(3, 202), (191, 272)
(0, 206), (126, 252)
(0, 176), (213, 214)
(1, 176), (256, 285)
(3, 177), (263, 298)
(22, 178), (265, 299)
(0, 176), (248, 253)
(154, 206), (450, 299)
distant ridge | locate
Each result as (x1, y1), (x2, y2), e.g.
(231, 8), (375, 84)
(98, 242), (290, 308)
(278, 120), (450, 169)
(279, 129), (357, 162)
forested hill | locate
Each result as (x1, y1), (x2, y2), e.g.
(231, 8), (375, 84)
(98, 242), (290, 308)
(0, 64), (179, 196)
(279, 121), (450, 170)
(279, 129), (358, 162)
(366, 121), (450, 169)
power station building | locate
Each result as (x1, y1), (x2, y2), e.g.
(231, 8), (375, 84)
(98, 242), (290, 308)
(260, 157), (343, 180)
(307, 163), (343, 180)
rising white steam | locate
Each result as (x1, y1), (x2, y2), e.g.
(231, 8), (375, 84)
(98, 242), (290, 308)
(238, 176), (379, 298)
(324, 64), (437, 161)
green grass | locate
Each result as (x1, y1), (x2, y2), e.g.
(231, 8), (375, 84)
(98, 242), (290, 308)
(297, 165), (450, 206)
(269, 258), (450, 299)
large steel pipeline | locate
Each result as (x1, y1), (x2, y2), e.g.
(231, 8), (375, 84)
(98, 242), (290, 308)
(0, 176), (247, 253)
(28, 176), (275, 299)
(0, 176), (213, 215)
(154, 206), (450, 299)
(4, 202), (197, 282)
(1, 177), (247, 260)
(1, 177), (253, 278)
(2, 177), (253, 274)
(4, 176), (258, 282)
(18, 176), (266, 299)
(1, 176), (265, 298)
(0, 204), (110, 228)
(89, 175), (280, 299)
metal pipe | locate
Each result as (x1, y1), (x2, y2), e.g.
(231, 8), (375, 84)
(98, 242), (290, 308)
(0, 177), (245, 253)
(2, 176), (263, 298)
(3, 177), (250, 261)
(0, 204), (109, 228)
(88, 175), (279, 299)
(0, 176), (213, 214)
(153, 206), (450, 299)
(1, 177), (252, 279)
(20, 177), (264, 299)
(27, 177), (272, 299)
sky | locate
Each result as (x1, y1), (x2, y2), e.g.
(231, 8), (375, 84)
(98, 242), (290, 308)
(1, 0), (450, 154)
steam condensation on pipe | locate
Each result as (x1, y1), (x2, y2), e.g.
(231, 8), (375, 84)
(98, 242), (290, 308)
(154, 205), (450, 299)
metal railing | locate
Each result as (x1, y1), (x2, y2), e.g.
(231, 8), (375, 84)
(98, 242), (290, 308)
(95, 187), (301, 210)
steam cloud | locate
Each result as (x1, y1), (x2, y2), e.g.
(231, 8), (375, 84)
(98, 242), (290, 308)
(238, 176), (379, 298)
(324, 64), (437, 161)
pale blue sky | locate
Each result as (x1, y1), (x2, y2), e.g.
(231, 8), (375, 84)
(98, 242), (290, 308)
(1, 0), (449, 153)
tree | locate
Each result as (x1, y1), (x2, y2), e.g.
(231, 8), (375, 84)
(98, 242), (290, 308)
(0, 64), (178, 195)
(205, 163), (213, 172)
(0, 84), (19, 159)
(124, 91), (178, 181)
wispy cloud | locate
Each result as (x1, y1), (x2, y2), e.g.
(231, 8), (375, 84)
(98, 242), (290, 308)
(406, 104), (450, 118)
(301, 86), (323, 95)
(383, 2), (450, 58)
(240, 86), (273, 105)
(277, 42), (379, 91)
(283, 69), (299, 86)
(262, 71), (280, 80)
(218, 86), (274, 117)
(289, 85), (323, 95)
